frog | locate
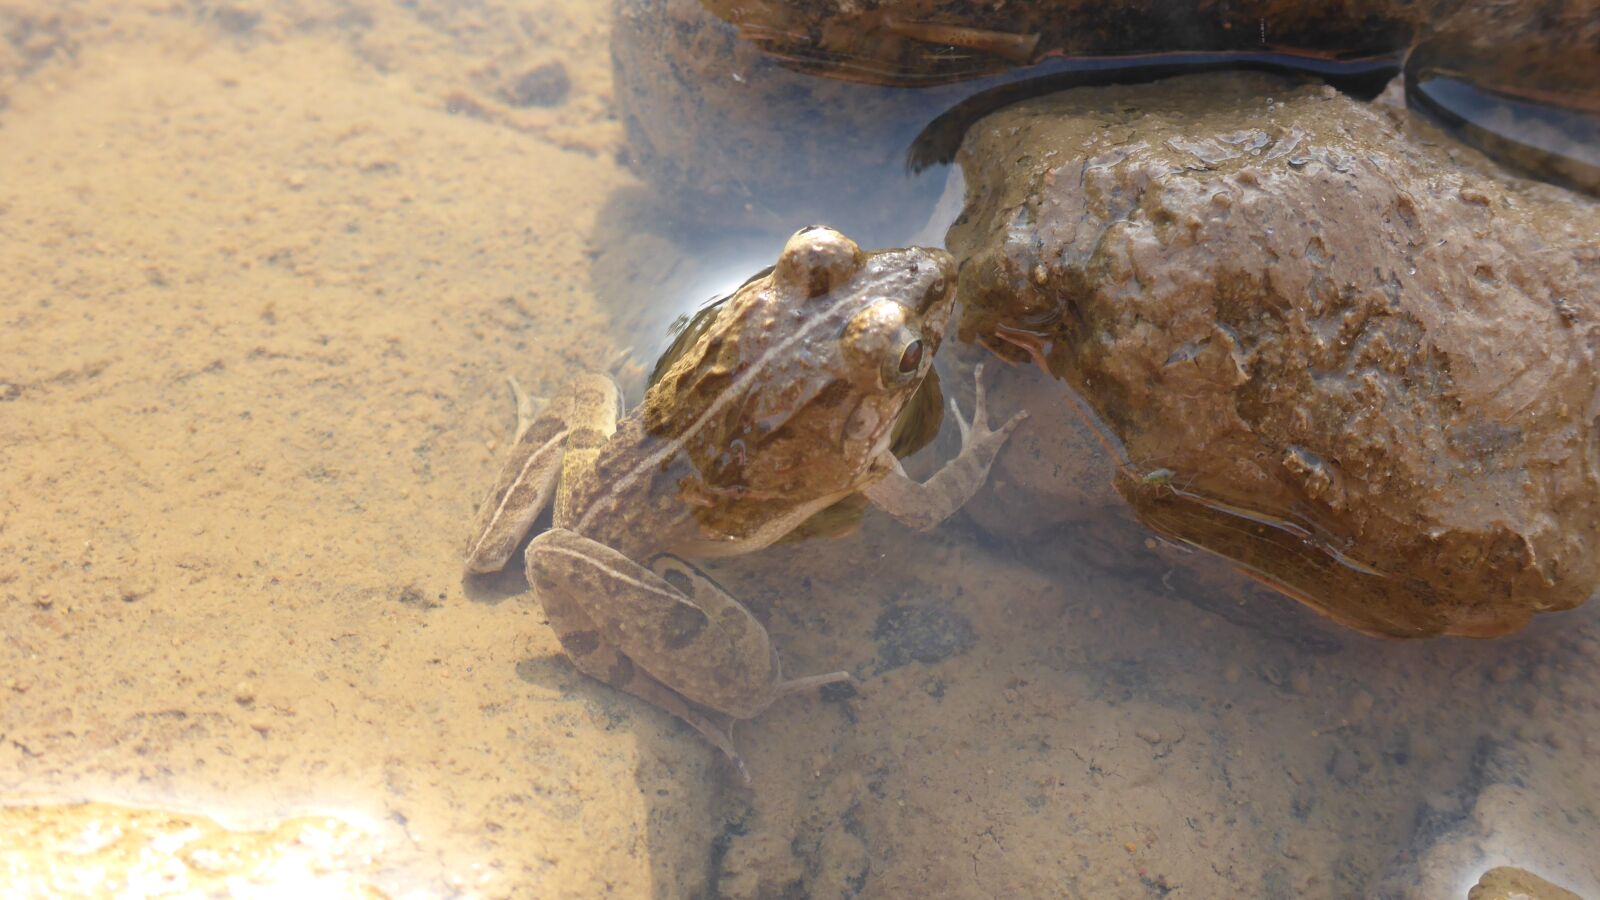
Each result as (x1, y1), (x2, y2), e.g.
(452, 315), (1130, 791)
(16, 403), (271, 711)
(463, 226), (1026, 779)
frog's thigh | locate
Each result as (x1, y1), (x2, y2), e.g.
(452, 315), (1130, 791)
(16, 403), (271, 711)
(526, 528), (781, 719)
(528, 558), (748, 773)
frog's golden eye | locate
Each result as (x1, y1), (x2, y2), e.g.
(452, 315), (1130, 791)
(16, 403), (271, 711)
(882, 332), (925, 386)
(898, 340), (924, 374)
(921, 276), (948, 312)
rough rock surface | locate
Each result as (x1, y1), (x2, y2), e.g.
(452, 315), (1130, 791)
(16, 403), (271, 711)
(950, 72), (1600, 638)
(697, 0), (1599, 91)
(1469, 866), (1585, 900)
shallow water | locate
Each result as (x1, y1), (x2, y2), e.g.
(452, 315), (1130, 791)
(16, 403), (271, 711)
(1, 2), (1596, 897)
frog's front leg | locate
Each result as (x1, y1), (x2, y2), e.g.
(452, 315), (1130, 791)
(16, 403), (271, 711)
(526, 529), (850, 767)
(863, 363), (1027, 531)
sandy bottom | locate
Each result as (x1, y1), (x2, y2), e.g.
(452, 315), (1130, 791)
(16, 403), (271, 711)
(2, 2), (1597, 898)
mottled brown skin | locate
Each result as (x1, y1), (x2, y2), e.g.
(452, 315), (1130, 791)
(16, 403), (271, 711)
(948, 74), (1600, 639)
(464, 226), (1023, 777)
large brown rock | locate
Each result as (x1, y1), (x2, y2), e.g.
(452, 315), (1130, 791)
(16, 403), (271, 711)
(950, 72), (1600, 638)
(1469, 867), (1584, 900)
(697, 0), (1598, 90)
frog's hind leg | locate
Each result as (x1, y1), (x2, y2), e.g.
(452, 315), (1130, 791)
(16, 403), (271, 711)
(465, 378), (573, 574)
(527, 528), (850, 721)
(505, 375), (539, 443)
(537, 582), (752, 782)
(464, 374), (622, 575)
(647, 555), (855, 701)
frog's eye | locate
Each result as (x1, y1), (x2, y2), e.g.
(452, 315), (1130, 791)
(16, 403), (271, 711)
(898, 340), (924, 374)
(883, 332), (926, 386)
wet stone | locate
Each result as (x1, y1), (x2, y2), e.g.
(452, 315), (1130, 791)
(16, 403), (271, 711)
(504, 62), (570, 108)
(950, 71), (1600, 639)
(1469, 867), (1584, 900)
(209, 5), (262, 34)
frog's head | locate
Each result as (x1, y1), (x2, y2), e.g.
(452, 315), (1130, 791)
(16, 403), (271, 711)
(647, 226), (955, 500)
(759, 226), (956, 478)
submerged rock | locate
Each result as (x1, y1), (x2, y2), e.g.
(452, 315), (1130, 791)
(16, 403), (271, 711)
(1469, 866), (1584, 900)
(950, 72), (1600, 638)
(698, 0), (1597, 93)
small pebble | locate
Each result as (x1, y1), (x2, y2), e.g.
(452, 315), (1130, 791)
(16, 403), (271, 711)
(1329, 748), (1359, 784)
(1136, 728), (1162, 745)
(1346, 690), (1374, 724)
(504, 61), (571, 108)
(1290, 670), (1312, 695)
(234, 682), (256, 705)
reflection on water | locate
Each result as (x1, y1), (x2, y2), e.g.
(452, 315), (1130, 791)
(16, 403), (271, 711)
(0, 0), (1596, 896)
(0, 801), (386, 897)
(1406, 64), (1600, 196)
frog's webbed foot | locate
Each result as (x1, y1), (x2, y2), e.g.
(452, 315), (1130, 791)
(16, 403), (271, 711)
(604, 665), (754, 785)
(541, 582), (753, 782)
(862, 362), (1027, 531)
(504, 375), (540, 444)
(526, 529), (849, 776)
(464, 377), (573, 575)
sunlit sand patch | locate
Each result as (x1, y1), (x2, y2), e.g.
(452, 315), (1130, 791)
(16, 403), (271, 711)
(0, 801), (387, 898)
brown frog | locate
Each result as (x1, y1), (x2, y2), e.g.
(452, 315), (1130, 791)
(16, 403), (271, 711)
(464, 226), (1025, 778)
